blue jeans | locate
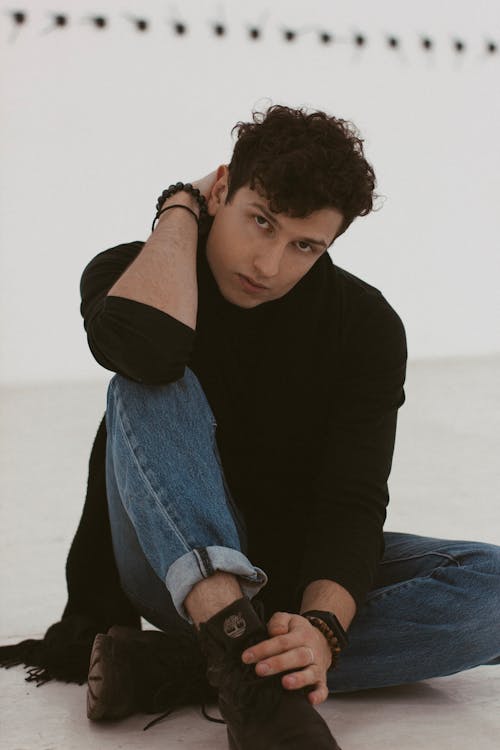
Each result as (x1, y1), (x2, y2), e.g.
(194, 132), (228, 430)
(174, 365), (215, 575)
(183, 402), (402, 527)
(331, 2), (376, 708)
(104, 368), (500, 694)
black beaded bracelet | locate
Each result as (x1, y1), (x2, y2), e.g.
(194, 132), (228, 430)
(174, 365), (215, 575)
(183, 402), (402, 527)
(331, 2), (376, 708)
(301, 610), (349, 669)
(152, 181), (209, 232)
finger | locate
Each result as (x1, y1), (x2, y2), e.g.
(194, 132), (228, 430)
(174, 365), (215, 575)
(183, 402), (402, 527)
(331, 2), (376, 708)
(241, 630), (295, 664)
(281, 665), (320, 691)
(306, 684), (330, 706)
(284, 671), (328, 705)
(267, 611), (292, 636)
(255, 645), (316, 677)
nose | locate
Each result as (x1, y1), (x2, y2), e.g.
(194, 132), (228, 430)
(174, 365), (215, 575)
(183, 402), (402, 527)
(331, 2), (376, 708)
(252, 241), (285, 279)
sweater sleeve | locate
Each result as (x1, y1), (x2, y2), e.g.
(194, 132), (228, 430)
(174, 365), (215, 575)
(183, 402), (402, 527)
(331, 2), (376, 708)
(294, 293), (408, 614)
(79, 241), (196, 384)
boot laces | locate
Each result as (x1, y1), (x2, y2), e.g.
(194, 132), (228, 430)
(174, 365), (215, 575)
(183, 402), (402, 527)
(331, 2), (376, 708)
(141, 635), (283, 729)
(139, 642), (222, 731)
(141, 598), (275, 731)
(141, 655), (284, 731)
(220, 649), (284, 723)
(141, 679), (224, 730)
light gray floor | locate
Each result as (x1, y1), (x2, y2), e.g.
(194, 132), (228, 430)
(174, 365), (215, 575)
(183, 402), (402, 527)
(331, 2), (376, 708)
(1, 355), (499, 749)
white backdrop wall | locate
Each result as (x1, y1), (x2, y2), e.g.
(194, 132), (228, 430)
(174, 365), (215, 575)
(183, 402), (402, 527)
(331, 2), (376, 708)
(1, 0), (499, 385)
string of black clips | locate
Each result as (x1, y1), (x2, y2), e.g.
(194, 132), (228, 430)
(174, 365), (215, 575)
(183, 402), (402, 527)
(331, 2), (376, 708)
(4, 10), (499, 55)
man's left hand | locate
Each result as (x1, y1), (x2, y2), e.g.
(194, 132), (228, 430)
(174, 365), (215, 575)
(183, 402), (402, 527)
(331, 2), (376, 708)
(241, 612), (332, 706)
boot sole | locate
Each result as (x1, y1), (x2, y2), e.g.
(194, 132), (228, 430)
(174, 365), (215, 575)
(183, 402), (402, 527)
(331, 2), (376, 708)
(86, 633), (133, 721)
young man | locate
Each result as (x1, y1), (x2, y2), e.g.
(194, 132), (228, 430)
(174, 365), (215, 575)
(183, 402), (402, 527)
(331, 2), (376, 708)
(2, 105), (498, 749)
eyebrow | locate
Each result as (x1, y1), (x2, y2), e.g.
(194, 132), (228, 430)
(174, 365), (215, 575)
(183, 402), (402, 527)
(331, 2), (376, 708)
(248, 201), (328, 248)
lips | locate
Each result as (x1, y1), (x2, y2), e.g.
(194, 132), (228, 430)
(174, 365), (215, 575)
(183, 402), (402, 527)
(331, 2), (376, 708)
(241, 274), (267, 289)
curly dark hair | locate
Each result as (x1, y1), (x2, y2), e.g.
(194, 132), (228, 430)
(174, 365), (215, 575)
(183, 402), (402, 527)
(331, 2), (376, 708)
(225, 104), (377, 241)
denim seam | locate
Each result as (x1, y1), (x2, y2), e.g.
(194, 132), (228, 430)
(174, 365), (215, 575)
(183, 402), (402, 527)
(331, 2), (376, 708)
(212, 441), (247, 551)
(367, 556), (461, 603)
(366, 577), (430, 604)
(112, 392), (191, 556)
(195, 546), (216, 577)
(113, 384), (186, 533)
(379, 551), (462, 567)
(192, 548), (204, 579)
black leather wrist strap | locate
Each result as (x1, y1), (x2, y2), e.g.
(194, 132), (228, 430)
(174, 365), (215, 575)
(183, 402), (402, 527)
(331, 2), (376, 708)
(301, 609), (349, 669)
(153, 204), (199, 229)
(152, 181), (209, 232)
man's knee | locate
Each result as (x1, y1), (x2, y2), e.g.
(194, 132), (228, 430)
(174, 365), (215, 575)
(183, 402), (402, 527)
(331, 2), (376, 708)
(460, 541), (500, 577)
(106, 368), (216, 433)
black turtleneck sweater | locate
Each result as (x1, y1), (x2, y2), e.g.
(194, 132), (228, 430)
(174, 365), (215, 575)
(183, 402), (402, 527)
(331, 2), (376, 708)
(79, 229), (407, 619)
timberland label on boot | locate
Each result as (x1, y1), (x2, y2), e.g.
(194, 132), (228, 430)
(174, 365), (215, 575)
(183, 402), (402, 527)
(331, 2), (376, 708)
(224, 612), (247, 639)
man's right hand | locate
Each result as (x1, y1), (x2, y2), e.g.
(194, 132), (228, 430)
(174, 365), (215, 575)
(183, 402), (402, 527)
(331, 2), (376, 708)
(191, 168), (224, 203)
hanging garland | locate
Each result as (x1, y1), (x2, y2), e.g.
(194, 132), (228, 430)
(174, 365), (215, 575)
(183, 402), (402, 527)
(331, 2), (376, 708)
(4, 9), (498, 57)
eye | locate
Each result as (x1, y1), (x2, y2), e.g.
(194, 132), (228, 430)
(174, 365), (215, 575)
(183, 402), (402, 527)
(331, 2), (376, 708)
(254, 214), (314, 255)
(254, 214), (270, 229)
(296, 240), (313, 253)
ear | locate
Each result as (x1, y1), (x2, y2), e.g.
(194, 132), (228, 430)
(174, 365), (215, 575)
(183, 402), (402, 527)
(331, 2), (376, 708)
(207, 164), (230, 216)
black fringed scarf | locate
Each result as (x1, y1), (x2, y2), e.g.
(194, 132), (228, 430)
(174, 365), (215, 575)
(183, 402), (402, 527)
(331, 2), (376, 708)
(0, 415), (140, 686)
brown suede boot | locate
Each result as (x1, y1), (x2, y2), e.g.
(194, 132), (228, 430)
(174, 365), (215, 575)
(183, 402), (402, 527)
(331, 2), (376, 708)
(197, 595), (342, 749)
(86, 625), (216, 725)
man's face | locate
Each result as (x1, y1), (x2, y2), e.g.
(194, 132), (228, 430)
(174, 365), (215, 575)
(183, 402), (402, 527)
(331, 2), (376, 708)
(205, 165), (344, 308)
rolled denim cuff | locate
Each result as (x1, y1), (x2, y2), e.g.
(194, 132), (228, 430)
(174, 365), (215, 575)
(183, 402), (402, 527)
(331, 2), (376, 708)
(165, 545), (268, 624)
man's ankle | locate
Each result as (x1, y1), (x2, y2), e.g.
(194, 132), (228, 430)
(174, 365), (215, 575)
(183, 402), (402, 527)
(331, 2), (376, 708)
(184, 571), (244, 629)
